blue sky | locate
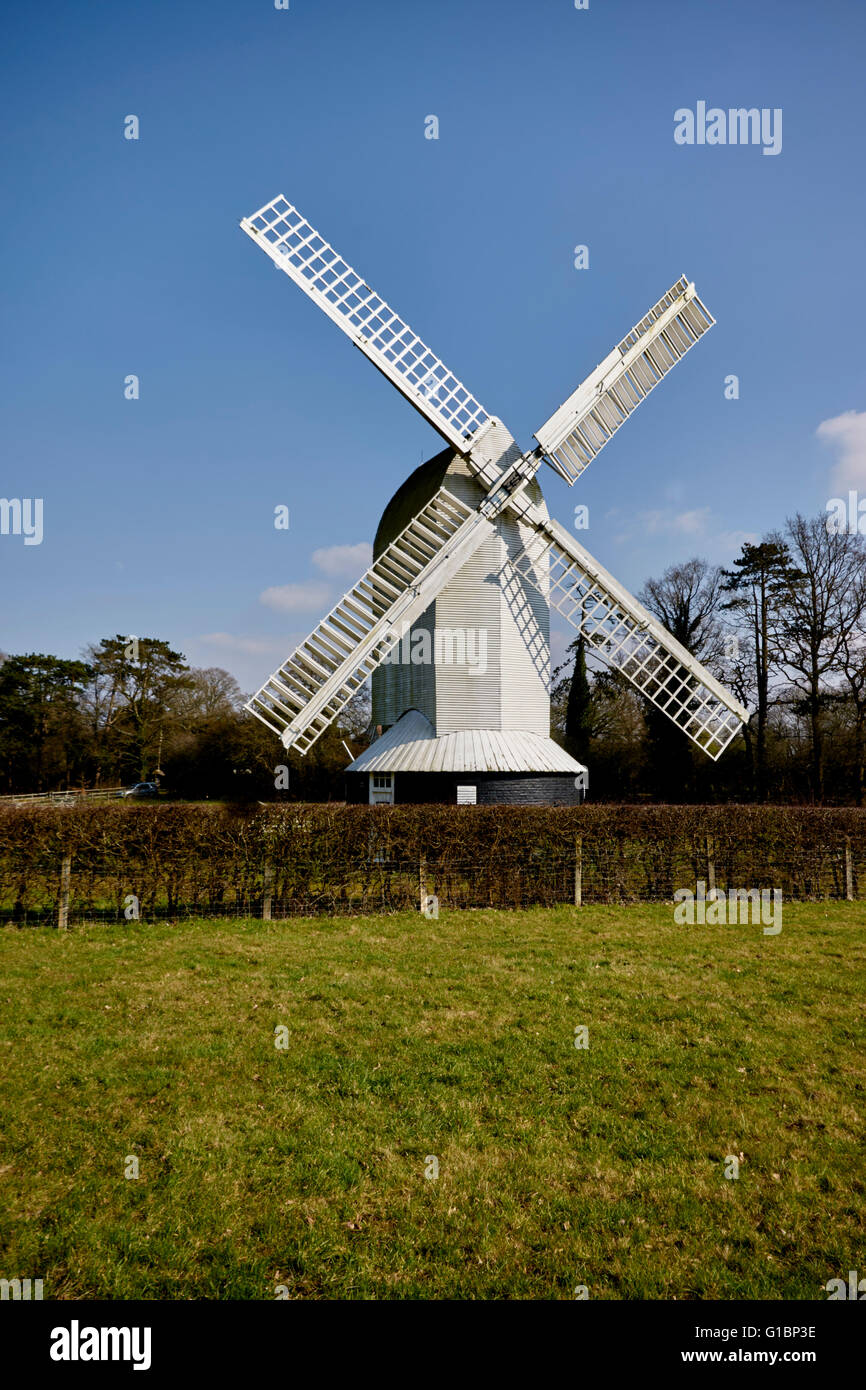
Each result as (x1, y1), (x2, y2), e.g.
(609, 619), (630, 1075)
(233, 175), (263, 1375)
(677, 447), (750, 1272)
(2, 0), (865, 690)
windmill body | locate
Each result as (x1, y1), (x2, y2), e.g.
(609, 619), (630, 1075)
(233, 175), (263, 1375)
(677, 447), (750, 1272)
(346, 440), (586, 804)
(239, 196), (749, 804)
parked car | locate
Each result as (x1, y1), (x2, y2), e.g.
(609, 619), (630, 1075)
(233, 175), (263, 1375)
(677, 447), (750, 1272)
(119, 782), (160, 799)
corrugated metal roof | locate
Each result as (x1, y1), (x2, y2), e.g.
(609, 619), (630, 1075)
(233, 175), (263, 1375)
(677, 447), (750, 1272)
(347, 709), (586, 775)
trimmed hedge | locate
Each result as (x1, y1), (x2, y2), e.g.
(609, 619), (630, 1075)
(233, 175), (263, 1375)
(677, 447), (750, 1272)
(1, 803), (864, 921)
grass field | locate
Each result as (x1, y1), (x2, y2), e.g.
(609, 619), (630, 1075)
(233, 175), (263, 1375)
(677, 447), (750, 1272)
(0, 904), (863, 1300)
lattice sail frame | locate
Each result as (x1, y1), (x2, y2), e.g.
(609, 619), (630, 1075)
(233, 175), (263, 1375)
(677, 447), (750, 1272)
(511, 519), (748, 759)
(240, 194), (746, 760)
(241, 195), (490, 452)
(534, 277), (715, 485)
(246, 487), (493, 753)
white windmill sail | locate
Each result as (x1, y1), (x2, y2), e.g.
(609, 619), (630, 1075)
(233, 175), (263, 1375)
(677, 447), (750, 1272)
(246, 487), (497, 753)
(240, 193), (746, 763)
(534, 277), (715, 485)
(241, 195), (490, 453)
(509, 519), (748, 759)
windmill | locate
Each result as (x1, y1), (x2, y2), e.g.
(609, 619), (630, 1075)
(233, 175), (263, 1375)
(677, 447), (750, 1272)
(240, 195), (748, 805)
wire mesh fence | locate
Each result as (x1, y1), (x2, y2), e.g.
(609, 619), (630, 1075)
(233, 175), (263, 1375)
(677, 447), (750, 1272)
(1, 834), (860, 926)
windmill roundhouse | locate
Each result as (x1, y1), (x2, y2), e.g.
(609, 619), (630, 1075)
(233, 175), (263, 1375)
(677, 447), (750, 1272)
(240, 195), (748, 804)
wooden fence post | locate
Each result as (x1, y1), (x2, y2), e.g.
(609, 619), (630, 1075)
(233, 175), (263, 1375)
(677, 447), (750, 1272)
(58, 854), (72, 930)
(262, 862), (274, 921)
(844, 838), (854, 902)
(706, 835), (716, 897)
(574, 837), (582, 908)
(419, 855), (427, 914)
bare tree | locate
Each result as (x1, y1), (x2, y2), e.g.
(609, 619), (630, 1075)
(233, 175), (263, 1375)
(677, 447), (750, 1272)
(340, 685), (372, 742)
(640, 558), (725, 660)
(174, 667), (244, 721)
(772, 513), (866, 800)
(638, 558), (725, 800)
(835, 563), (866, 804)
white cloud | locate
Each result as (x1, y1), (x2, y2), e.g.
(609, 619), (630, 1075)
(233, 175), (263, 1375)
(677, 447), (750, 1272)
(611, 505), (712, 545)
(254, 545), (370, 619)
(196, 632), (287, 656)
(610, 504), (756, 564)
(189, 633), (296, 696)
(312, 542), (373, 576)
(713, 528), (759, 558)
(259, 581), (331, 613)
(641, 506), (712, 537)
(817, 410), (866, 490)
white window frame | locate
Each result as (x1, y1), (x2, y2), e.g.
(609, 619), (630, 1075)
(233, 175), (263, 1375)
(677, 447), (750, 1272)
(369, 772), (394, 804)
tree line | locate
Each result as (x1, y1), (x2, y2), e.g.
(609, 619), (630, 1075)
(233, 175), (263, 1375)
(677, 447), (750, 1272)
(0, 636), (369, 801)
(553, 510), (866, 804)
(3, 508), (865, 804)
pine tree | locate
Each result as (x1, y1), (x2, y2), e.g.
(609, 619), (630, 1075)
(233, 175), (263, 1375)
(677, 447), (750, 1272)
(721, 539), (803, 801)
(564, 633), (592, 766)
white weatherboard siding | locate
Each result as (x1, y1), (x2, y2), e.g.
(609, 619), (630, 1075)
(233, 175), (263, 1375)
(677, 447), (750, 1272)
(377, 601), (436, 729)
(433, 523), (502, 732)
(348, 709), (586, 775)
(373, 454), (550, 739)
(498, 511), (550, 734)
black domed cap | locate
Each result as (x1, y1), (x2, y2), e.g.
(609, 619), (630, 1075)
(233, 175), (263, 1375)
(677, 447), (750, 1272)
(373, 448), (457, 558)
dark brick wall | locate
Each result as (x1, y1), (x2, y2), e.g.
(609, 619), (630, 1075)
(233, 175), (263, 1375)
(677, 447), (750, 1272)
(475, 776), (585, 806)
(345, 772), (586, 805)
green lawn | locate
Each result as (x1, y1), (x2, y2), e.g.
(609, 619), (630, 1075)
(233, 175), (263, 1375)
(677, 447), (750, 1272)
(0, 904), (862, 1300)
